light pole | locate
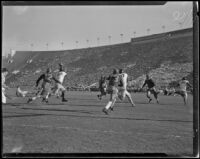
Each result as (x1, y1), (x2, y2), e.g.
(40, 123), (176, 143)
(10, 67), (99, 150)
(30, 43), (33, 51)
(75, 41), (78, 49)
(61, 42), (64, 49)
(86, 39), (89, 48)
(97, 37), (100, 46)
(147, 28), (150, 35)
(162, 25), (166, 33)
(133, 31), (136, 38)
(46, 43), (49, 50)
(120, 34), (123, 43)
(108, 35), (111, 45)
(179, 22), (183, 29)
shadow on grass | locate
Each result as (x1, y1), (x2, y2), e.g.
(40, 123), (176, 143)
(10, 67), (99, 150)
(3, 107), (193, 123)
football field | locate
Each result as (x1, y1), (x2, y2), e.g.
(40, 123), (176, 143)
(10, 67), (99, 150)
(2, 90), (193, 156)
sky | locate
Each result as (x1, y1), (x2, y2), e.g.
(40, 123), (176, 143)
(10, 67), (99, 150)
(2, 2), (193, 56)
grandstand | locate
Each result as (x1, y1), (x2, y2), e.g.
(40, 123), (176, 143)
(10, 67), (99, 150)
(4, 28), (193, 89)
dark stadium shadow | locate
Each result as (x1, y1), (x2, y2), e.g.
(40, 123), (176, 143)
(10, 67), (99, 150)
(7, 107), (192, 123)
(57, 114), (193, 123)
(20, 107), (97, 115)
(67, 97), (101, 101)
(69, 104), (103, 107)
(3, 113), (49, 118)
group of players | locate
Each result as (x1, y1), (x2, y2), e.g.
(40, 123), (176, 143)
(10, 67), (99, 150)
(2, 65), (192, 115)
(98, 69), (192, 114)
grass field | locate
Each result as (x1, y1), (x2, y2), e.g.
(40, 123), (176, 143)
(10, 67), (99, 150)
(2, 89), (194, 157)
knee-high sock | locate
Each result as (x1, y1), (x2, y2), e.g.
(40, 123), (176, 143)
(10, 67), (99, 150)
(105, 101), (112, 109)
(126, 92), (135, 106)
(61, 91), (65, 100)
(110, 98), (116, 108)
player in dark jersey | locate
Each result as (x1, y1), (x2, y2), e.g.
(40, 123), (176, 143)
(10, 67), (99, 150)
(142, 74), (159, 104)
(97, 76), (107, 100)
(102, 69), (119, 115)
(27, 68), (68, 103)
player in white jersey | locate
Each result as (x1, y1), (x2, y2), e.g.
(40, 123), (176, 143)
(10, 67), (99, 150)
(2, 68), (9, 103)
(174, 77), (192, 105)
(110, 69), (135, 110)
(50, 63), (68, 101)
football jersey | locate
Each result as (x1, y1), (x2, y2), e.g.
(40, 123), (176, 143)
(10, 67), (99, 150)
(44, 73), (53, 83)
(119, 73), (128, 89)
(144, 79), (155, 88)
(179, 80), (189, 91)
(107, 74), (119, 87)
(57, 71), (67, 84)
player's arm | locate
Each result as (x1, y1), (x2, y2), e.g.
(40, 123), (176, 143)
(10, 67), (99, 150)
(52, 76), (61, 84)
(36, 74), (45, 87)
(187, 81), (192, 88)
(142, 80), (147, 88)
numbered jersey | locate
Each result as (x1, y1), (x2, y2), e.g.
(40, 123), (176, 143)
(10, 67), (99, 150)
(119, 73), (128, 89)
(44, 73), (53, 83)
(107, 74), (119, 87)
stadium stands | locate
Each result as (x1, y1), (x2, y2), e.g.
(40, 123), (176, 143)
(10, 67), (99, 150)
(4, 28), (193, 89)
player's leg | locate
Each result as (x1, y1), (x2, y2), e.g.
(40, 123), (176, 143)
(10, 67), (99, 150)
(103, 94), (112, 115)
(103, 87), (117, 114)
(27, 87), (43, 103)
(41, 83), (52, 103)
(146, 90), (152, 103)
(2, 88), (6, 104)
(110, 88), (119, 111)
(182, 91), (188, 105)
(59, 84), (68, 102)
(152, 88), (159, 104)
(125, 90), (136, 107)
(109, 88), (118, 111)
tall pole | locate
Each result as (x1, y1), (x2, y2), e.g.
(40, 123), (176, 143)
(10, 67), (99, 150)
(76, 41), (78, 49)
(133, 31), (136, 38)
(179, 22), (183, 29)
(61, 42), (64, 49)
(120, 34), (123, 43)
(108, 35), (111, 45)
(46, 43), (48, 50)
(147, 28), (150, 35)
(162, 25), (166, 33)
(30, 43), (33, 51)
(97, 37), (100, 46)
(86, 39), (89, 48)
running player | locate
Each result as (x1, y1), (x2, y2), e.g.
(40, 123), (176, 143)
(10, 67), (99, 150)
(117, 69), (135, 106)
(174, 77), (192, 105)
(2, 68), (9, 103)
(27, 67), (67, 103)
(109, 69), (135, 111)
(97, 75), (107, 100)
(50, 63), (68, 101)
(141, 74), (159, 104)
(102, 69), (119, 115)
